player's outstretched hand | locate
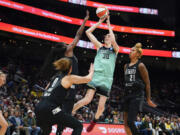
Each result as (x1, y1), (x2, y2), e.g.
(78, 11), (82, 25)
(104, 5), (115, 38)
(147, 99), (157, 108)
(99, 15), (108, 23)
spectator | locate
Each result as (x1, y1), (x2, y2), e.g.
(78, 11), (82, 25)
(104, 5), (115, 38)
(112, 108), (118, 115)
(113, 115), (119, 124)
(83, 113), (89, 122)
(135, 116), (142, 130)
(23, 110), (41, 135)
(0, 51), (180, 135)
(177, 118), (180, 134)
(140, 115), (153, 135)
(3, 111), (12, 135)
(105, 115), (113, 124)
(153, 118), (163, 135)
(9, 109), (25, 135)
(76, 114), (85, 122)
(88, 112), (93, 122)
(165, 119), (173, 135)
(159, 118), (167, 135)
(171, 118), (178, 135)
(165, 119), (172, 135)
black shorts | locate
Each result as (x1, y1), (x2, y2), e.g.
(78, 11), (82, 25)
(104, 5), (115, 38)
(62, 99), (75, 114)
(35, 100), (83, 135)
(122, 95), (144, 113)
(86, 84), (110, 97)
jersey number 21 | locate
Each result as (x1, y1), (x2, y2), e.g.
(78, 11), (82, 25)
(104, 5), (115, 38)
(130, 74), (135, 82)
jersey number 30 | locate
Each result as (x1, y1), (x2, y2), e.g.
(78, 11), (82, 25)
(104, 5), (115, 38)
(103, 53), (109, 59)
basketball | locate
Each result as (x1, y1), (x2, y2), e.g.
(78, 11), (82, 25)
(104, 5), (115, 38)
(96, 6), (108, 19)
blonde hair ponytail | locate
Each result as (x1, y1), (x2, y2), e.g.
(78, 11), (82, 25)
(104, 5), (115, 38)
(135, 43), (143, 58)
(53, 58), (72, 74)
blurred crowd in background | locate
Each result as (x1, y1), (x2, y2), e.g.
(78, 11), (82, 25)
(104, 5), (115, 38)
(0, 57), (179, 135)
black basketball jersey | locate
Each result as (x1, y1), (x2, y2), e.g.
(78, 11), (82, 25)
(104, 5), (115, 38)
(64, 55), (78, 101)
(66, 55), (79, 75)
(42, 73), (69, 106)
(124, 61), (145, 96)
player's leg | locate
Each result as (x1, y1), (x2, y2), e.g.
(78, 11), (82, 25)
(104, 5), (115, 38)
(95, 95), (107, 120)
(35, 114), (51, 135)
(124, 112), (132, 135)
(72, 89), (95, 114)
(94, 86), (110, 120)
(127, 97), (143, 135)
(41, 125), (52, 135)
(122, 96), (132, 135)
(54, 111), (83, 135)
(57, 100), (74, 135)
(0, 111), (8, 135)
(35, 102), (53, 135)
(86, 95), (107, 132)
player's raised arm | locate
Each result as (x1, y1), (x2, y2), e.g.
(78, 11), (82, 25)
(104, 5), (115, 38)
(69, 63), (94, 85)
(106, 16), (119, 54)
(62, 64), (94, 88)
(86, 15), (107, 50)
(65, 10), (89, 57)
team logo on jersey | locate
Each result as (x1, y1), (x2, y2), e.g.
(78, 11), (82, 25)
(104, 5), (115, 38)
(125, 69), (136, 75)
